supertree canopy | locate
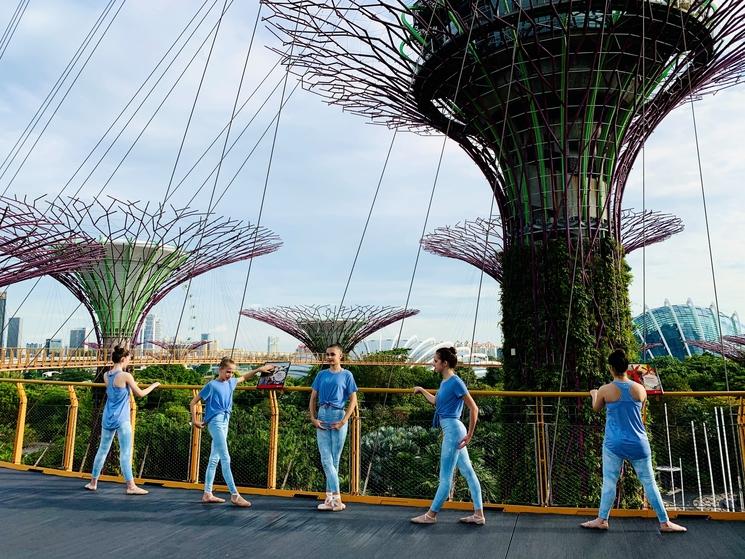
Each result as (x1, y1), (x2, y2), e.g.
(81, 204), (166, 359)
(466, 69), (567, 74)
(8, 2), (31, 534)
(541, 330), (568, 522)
(240, 305), (420, 355)
(0, 196), (103, 287)
(148, 339), (212, 360)
(264, 0), (745, 389)
(421, 209), (684, 283)
(421, 216), (505, 282)
(686, 336), (745, 364)
(40, 196), (282, 351)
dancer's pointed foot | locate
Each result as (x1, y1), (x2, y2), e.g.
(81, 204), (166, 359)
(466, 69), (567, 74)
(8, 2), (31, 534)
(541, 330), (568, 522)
(458, 514), (486, 525)
(230, 494), (251, 508)
(660, 521), (687, 533)
(83, 482), (97, 491)
(410, 512), (437, 524)
(580, 518), (609, 530)
(202, 493), (225, 504)
(125, 485), (149, 495)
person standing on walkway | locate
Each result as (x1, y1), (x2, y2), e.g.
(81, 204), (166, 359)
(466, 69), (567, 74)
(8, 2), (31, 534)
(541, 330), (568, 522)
(309, 344), (358, 512)
(190, 357), (276, 507)
(410, 346), (484, 525)
(84, 346), (159, 494)
(581, 348), (686, 533)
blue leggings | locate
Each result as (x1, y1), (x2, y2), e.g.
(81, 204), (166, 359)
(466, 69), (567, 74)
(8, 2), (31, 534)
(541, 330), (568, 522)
(204, 413), (238, 494)
(316, 406), (348, 494)
(599, 445), (669, 522)
(431, 418), (483, 512)
(91, 421), (134, 481)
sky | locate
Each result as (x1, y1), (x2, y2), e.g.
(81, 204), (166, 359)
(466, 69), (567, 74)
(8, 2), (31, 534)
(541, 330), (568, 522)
(0, 0), (743, 352)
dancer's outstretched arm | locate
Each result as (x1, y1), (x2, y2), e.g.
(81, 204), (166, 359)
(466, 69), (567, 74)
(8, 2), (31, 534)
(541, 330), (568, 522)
(236, 364), (276, 385)
(412, 386), (435, 405)
(124, 373), (160, 398)
(590, 388), (605, 412)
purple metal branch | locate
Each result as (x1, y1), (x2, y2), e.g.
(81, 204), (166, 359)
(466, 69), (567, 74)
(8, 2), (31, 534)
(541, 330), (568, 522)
(421, 217), (503, 282)
(0, 196), (103, 287)
(620, 209), (685, 254)
(148, 339), (211, 352)
(240, 304), (420, 353)
(686, 339), (745, 362)
(420, 209), (683, 281)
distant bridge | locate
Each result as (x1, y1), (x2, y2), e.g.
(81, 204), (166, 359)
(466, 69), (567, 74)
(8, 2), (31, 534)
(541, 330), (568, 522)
(0, 347), (501, 373)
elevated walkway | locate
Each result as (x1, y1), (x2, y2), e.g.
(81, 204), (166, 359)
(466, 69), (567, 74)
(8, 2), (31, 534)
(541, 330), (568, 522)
(2, 468), (744, 559)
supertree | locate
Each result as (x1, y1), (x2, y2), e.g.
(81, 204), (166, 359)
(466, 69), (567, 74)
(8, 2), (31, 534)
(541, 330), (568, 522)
(263, 0), (745, 390)
(421, 209), (684, 284)
(148, 339), (212, 360)
(38, 196), (282, 353)
(0, 196), (103, 287)
(240, 305), (419, 355)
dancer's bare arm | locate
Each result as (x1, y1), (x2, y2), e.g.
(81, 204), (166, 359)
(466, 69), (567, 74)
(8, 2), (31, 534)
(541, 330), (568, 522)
(458, 393), (479, 449)
(124, 373), (160, 398)
(413, 386), (435, 405)
(236, 364), (276, 385)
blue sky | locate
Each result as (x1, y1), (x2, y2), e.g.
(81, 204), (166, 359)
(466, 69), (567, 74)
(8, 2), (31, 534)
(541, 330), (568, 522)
(1, 1), (743, 352)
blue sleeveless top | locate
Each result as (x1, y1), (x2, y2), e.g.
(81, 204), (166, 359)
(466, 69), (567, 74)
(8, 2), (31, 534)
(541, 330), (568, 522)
(102, 370), (131, 430)
(604, 380), (651, 460)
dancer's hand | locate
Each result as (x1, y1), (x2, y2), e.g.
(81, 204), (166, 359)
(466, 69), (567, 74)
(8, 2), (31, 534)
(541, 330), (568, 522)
(330, 419), (347, 430)
(413, 386), (423, 394)
(589, 389), (598, 399)
(311, 418), (325, 429)
(192, 420), (204, 429)
(150, 382), (161, 389)
(458, 433), (472, 449)
(258, 364), (277, 374)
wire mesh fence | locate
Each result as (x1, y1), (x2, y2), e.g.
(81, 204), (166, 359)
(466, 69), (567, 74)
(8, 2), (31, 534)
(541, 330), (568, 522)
(0, 382), (19, 462)
(20, 384), (70, 469)
(1, 379), (744, 516)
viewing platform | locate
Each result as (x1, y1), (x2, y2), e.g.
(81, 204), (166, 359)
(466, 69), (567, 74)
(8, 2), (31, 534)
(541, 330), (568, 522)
(2, 468), (744, 559)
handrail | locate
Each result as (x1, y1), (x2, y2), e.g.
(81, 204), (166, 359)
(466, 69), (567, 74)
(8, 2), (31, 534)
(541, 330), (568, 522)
(1, 378), (743, 398)
(2, 378), (743, 515)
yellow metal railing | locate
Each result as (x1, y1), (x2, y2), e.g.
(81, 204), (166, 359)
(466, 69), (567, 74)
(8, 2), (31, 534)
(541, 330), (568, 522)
(1, 378), (744, 518)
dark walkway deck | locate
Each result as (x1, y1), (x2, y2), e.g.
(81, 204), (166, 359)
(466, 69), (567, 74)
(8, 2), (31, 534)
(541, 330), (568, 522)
(1, 468), (744, 558)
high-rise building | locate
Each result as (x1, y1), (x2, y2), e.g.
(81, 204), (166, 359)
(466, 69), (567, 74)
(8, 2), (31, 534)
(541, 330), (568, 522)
(69, 327), (86, 349)
(0, 291), (6, 348)
(267, 336), (279, 354)
(200, 332), (211, 354)
(6, 317), (22, 348)
(45, 339), (63, 350)
(143, 315), (162, 350)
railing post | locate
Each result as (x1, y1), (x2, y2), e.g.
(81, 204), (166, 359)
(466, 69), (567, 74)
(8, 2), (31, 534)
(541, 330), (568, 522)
(63, 385), (79, 471)
(129, 391), (137, 458)
(188, 388), (202, 484)
(535, 396), (550, 507)
(12, 383), (27, 465)
(349, 405), (361, 495)
(738, 397), (745, 490)
(267, 390), (279, 490)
